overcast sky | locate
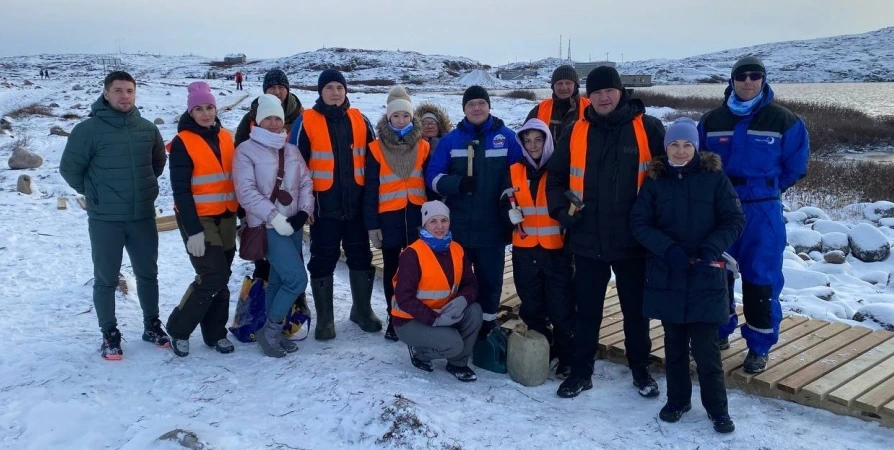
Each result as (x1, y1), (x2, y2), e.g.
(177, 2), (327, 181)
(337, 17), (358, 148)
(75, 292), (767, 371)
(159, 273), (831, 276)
(2, 0), (892, 64)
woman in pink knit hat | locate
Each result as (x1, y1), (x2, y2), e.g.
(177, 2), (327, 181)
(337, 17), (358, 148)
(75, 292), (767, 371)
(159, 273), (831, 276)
(165, 81), (240, 358)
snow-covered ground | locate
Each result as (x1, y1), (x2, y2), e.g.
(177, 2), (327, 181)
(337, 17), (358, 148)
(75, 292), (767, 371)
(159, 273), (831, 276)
(3, 75), (894, 449)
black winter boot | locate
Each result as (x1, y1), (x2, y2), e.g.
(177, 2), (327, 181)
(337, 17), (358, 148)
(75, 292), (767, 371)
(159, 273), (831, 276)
(349, 268), (382, 332)
(557, 375), (592, 398)
(659, 402), (692, 423)
(632, 366), (660, 398)
(708, 412), (736, 433)
(311, 277), (335, 340)
(142, 317), (171, 348)
(743, 350), (768, 373)
(101, 328), (124, 360)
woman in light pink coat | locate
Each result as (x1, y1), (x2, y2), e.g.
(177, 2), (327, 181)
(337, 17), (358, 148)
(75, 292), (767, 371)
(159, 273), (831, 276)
(234, 94), (314, 358)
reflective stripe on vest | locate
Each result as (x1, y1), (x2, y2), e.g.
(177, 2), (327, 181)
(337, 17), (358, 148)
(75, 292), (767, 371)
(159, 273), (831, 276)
(536, 97), (591, 128)
(303, 108), (367, 191)
(391, 240), (464, 320)
(569, 114), (652, 201)
(177, 129), (238, 216)
(509, 163), (564, 249)
(368, 139), (430, 213)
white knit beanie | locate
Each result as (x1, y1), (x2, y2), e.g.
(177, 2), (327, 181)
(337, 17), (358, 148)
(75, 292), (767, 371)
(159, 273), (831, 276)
(421, 200), (450, 223)
(385, 86), (413, 118)
(256, 94), (284, 122)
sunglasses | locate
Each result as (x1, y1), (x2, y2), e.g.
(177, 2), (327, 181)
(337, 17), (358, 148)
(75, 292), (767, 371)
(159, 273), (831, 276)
(734, 72), (764, 82)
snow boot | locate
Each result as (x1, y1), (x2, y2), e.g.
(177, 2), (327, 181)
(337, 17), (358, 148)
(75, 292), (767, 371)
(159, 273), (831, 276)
(171, 338), (190, 357)
(348, 268), (382, 332)
(280, 336), (300, 353)
(659, 403), (692, 423)
(384, 318), (399, 342)
(101, 328), (124, 361)
(743, 350), (768, 373)
(557, 375), (592, 398)
(718, 337), (730, 350)
(142, 317), (171, 348)
(205, 338), (234, 354)
(311, 277), (336, 340)
(446, 364), (478, 382)
(257, 319), (287, 358)
(708, 412), (736, 433)
(632, 366), (660, 398)
(408, 347), (433, 372)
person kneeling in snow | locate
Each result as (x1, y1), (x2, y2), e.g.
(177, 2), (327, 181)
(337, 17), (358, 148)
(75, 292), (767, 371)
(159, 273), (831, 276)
(630, 118), (745, 434)
(392, 201), (482, 381)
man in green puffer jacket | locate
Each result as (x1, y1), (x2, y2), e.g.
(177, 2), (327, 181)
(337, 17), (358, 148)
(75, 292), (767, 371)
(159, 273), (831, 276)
(60, 71), (170, 360)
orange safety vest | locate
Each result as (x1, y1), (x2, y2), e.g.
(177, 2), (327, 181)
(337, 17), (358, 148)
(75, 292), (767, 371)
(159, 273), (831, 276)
(303, 108), (368, 191)
(391, 240), (464, 320)
(569, 114), (651, 202)
(509, 163), (563, 249)
(177, 129), (238, 216)
(368, 139), (430, 213)
(536, 97), (591, 127)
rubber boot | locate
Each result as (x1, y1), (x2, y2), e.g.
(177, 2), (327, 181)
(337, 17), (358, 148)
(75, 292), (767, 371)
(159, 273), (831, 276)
(349, 268), (383, 332)
(311, 277), (335, 340)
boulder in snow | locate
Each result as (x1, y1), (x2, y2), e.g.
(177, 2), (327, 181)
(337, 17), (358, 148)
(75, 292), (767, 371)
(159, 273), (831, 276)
(859, 271), (890, 287)
(853, 304), (894, 331)
(154, 118), (164, 125)
(156, 429), (210, 450)
(49, 125), (70, 137)
(784, 211), (808, 224)
(173, 114), (181, 123)
(782, 267), (830, 290)
(0, 116), (13, 129)
(848, 223), (891, 262)
(812, 219), (850, 234)
(880, 218), (894, 228)
(821, 232), (850, 255)
(71, 84), (84, 91)
(797, 252), (811, 261)
(23, 79), (33, 86)
(863, 201), (894, 222)
(809, 251), (824, 262)
(788, 229), (822, 254)
(16, 174), (32, 194)
(783, 251), (809, 269)
(823, 250), (847, 264)
(797, 206), (829, 223)
(8, 147), (43, 169)
(49, 102), (59, 108)
(799, 286), (836, 301)
(811, 260), (852, 275)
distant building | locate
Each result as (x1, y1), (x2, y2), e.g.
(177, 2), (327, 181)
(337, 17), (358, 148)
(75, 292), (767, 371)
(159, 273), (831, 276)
(224, 53), (246, 64)
(496, 69), (537, 80)
(575, 61), (652, 87)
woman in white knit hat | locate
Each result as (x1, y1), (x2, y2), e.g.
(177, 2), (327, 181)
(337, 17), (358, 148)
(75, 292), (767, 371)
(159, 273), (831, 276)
(392, 200), (482, 381)
(233, 94), (314, 358)
(414, 102), (453, 150)
(364, 86), (434, 341)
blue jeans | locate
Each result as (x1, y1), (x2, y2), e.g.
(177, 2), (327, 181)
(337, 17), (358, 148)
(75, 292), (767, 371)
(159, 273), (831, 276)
(265, 229), (308, 323)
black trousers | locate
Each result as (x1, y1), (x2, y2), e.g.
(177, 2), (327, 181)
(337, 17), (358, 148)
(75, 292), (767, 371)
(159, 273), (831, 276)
(307, 216), (372, 279)
(663, 321), (728, 416)
(382, 247), (403, 318)
(571, 256), (652, 377)
(513, 246), (574, 363)
(166, 215), (236, 343)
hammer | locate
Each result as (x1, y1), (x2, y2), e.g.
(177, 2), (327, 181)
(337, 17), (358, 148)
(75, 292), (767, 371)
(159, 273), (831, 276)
(565, 190), (585, 216)
(502, 187), (527, 239)
(466, 140), (478, 176)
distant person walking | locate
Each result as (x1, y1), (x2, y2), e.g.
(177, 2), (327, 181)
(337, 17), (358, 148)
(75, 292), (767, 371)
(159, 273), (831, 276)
(235, 71), (243, 91)
(60, 71), (169, 360)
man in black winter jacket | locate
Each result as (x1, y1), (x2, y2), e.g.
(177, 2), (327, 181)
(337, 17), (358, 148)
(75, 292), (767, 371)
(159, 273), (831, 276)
(546, 66), (666, 399)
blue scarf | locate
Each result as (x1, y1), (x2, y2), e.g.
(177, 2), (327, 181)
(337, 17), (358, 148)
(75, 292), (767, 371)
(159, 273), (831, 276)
(420, 228), (452, 252)
(389, 122), (414, 138)
(727, 90), (764, 117)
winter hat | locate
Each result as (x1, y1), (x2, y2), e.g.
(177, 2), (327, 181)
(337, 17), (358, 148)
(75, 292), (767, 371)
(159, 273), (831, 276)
(385, 86), (413, 118)
(731, 56), (766, 78)
(421, 200), (450, 223)
(421, 112), (439, 122)
(551, 64), (580, 89)
(317, 69), (347, 95)
(263, 69), (289, 93)
(256, 94), (284, 122)
(663, 118), (700, 151)
(186, 81), (216, 112)
(462, 85), (490, 108)
(586, 66), (624, 96)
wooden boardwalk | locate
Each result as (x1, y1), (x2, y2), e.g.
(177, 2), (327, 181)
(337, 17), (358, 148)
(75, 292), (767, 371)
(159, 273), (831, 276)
(157, 216), (894, 428)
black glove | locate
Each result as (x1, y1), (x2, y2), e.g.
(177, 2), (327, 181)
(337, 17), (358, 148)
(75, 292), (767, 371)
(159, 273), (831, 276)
(694, 247), (719, 268)
(458, 176), (477, 194)
(556, 207), (583, 230)
(287, 211), (309, 229)
(663, 244), (690, 269)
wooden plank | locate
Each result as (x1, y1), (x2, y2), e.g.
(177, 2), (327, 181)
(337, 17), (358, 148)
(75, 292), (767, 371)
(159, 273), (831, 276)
(500, 318), (522, 331)
(753, 325), (870, 391)
(604, 295), (620, 309)
(829, 354), (894, 408)
(884, 398), (894, 418)
(155, 215), (178, 232)
(57, 196), (67, 210)
(780, 329), (893, 394)
(602, 303), (622, 317)
(601, 320), (662, 351)
(854, 372), (894, 414)
(612, 323), (665, 354)
(734, 320), (838, 384)
(719, 316), (808, 375)
(801, 332), (894, 401)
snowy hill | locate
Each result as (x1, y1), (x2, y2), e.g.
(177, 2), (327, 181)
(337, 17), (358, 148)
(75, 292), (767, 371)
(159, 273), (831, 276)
(618, 27), (894, 84)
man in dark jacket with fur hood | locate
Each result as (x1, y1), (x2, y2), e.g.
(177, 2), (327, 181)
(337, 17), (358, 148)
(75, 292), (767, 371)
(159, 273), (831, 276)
(546, 66), (666, 399)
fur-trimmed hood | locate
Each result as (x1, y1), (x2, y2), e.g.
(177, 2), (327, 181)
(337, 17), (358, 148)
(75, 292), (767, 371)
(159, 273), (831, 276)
(647, 152), (722, 179)
(413, 102), (453, 137)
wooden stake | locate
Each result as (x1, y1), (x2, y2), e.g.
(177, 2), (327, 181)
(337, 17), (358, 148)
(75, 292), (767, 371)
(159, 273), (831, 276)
(57, 196), (67, 210)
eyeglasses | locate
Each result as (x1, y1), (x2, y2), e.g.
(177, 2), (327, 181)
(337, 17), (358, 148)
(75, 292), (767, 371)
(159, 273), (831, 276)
(734, 72), (764, 82)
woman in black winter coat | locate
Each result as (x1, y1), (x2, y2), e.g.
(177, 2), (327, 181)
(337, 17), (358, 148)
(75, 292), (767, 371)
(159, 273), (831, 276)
(630, 118), (745, 434)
